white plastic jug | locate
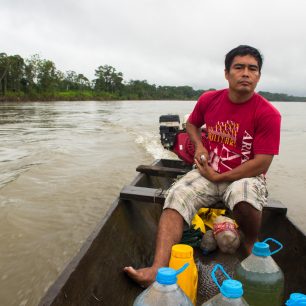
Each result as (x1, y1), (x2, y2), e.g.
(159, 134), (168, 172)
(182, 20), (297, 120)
(133, 263), (193, 306)
(235, 238), (284, 306)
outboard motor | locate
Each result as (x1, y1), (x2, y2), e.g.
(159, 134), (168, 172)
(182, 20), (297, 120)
(159, 114), (181, 149)
(159, 114), (207, 165)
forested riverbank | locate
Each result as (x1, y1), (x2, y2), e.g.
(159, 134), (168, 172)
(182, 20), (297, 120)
(1, 52), (305, 102)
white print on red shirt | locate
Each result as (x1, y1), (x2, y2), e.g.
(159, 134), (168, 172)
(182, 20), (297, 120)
(207, 120), (239, 147)
(241, 130), (253, 163)
(207, 120), (253, 172)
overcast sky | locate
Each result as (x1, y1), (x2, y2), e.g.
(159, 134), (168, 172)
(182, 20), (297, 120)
(1, 0), (306, 95)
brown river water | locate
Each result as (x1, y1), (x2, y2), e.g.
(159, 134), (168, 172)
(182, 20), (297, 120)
(0, 100), (305, 306)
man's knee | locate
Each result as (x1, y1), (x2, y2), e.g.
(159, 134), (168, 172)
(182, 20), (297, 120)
(162, 208), (184, 218)
(233, 201), (262, 231)
(161, 208), (185, 226)
(233, 201), (261, 215)
(224, 176), (267, 211)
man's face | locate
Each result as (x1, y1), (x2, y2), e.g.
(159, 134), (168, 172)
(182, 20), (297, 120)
(225, 55), (261, 95)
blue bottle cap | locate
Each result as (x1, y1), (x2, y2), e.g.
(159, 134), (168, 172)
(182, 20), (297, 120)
(211, 264), (244, 299)
(286, 293), (306, 305)
(252, 238), (283, 256)
(220, 279), (244, 298)
(156, 267), (177, 285)
(155, 263), (189, 285)
(252, 242), (270, 257)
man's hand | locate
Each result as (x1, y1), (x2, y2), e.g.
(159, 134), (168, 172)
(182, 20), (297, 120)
(194, 148), (209, 165)
(186, 121), (209, 165)
(194, 157), (220, 182)
(195, 154), (274, 183)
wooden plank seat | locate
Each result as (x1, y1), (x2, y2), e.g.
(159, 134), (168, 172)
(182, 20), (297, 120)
(136, 164), (189, 178)
(120, 185), (225, 208)
(120, 185), (287, 214)
(120, 186), (167, 204)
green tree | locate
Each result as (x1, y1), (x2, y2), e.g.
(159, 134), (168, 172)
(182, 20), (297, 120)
(76, 73), (90, 90)
(6, 54), (25, 92)
(0, 53), (9, 95)
(94, 65), (123, 93)
(63, 70), (78, 90)
(124, 80), (157, 99)
(62, 71), (91, 91)
(37, 59), (59, 92)
(24, 54), (43, 94)
(0, 53), (25, 94)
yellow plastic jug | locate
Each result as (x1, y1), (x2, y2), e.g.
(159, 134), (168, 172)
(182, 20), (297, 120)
(169, 244), (198, 305)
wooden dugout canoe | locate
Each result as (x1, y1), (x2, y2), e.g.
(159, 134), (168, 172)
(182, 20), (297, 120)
(39, 159), (306, 306)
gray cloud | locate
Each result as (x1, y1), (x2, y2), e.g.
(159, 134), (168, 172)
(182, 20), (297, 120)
(1, 0), (306, 95)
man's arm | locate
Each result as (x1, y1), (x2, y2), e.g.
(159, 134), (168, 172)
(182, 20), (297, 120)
(195, 154), (274, 183)
(186, 121), (209, 162)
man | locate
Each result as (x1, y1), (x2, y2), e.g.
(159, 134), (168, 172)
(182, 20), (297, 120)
(124, 45), (281, 287)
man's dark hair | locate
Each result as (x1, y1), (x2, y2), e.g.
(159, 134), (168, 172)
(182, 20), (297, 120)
(225, 45), (263, 73)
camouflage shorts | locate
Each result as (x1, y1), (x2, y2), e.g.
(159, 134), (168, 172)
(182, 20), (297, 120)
(163, 169), (268, 225)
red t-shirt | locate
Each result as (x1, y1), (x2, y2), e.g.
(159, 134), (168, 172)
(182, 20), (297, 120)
(188, 89), (281, 173)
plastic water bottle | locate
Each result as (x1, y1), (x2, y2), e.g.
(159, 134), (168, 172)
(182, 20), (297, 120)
(286, 293), (306, 305)
(235, 238), (284, 306)
(133, 263), (193, 306)
(169, 244), (198, 305)
(202, 264), (249, 305)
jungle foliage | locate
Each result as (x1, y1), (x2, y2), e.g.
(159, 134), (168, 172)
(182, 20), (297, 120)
(0, 52), (305, 102)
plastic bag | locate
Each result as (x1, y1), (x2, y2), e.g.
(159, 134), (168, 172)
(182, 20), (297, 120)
(213, 216), (240, 254)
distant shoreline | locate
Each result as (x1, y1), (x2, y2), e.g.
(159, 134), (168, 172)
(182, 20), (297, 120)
(0, 94), (305, 103)
(1, 89), (306, 103)
(1, 52), (306, 103)
(1, 98), (305, 103)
